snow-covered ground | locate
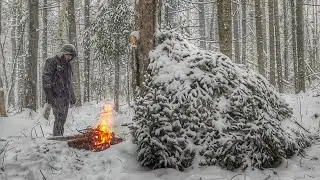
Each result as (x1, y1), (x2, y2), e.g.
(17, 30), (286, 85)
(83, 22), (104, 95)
(1, 94), (320, 180)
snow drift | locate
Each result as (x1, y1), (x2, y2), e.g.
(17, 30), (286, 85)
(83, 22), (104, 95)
(129, 30), (311, 171)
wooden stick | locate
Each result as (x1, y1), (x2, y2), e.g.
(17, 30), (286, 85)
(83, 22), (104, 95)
(47, 134), (86, 141)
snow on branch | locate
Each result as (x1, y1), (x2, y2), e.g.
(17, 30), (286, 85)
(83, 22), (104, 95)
(130, 30), (312, 171)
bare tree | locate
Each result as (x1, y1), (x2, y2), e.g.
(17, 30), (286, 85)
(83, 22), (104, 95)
(283, 0), (289, 80)
(269, 0), (276, 86)
(8, 0), (17, 107)
(255, 0), (265, 76)
(198, 0), (206, 49)
(241, 0), (247, 64)
(17, 0), (26, 110)
(136, 0), (157, 96)
(296, 0), (305, 92)
(274, 0), (283, 92)
(43, 0), (51, 119)
(290, 0), (298, 93)
(217, 0), (232, 58)
(84, 0), (90, 102)
(24, 0), (39, 111)
(0, 0), (8, 117)
(67, 0), (82, 106)
(233, 0), (240, 63)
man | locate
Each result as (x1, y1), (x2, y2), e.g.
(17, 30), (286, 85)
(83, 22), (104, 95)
(42, 44), (77, 136)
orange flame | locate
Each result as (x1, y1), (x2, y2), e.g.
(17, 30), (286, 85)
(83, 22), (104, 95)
(95, 104), (113, 145)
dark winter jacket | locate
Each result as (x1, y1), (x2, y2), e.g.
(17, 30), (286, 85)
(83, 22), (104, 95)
(42, 44), (77, 106)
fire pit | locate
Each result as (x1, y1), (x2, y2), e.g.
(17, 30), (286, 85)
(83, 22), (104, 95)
(47, 105), (123, 152)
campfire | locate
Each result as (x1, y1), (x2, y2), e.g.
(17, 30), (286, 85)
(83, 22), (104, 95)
(47, 105), (123, 152)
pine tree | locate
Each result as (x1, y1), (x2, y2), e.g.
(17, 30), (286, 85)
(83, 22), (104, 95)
(130, 30), (311, 171)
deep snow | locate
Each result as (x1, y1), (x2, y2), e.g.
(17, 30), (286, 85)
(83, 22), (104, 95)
(1, 94), (320, 180)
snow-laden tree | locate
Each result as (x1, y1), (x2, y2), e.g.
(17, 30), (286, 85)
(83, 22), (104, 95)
(130, 30), (311, 171)
(90, 0), (132, 106)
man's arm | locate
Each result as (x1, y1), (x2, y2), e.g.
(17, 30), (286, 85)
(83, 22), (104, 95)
(42, 58), (56, 104)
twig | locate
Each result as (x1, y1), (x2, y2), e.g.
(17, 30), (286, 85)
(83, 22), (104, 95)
(40, 170), (47, 180)
(31, 123), (45, 138)
(121, 122), (133, 127)
(47, 164), (59, 171)
(39, 124), (45, 138)
(66, 125), (74, 132)
(262, 175), (271, 180)
(20, 131), (27, 138)
(116, 158), (123, 163)
(230, 173), (242, 180)
(293, 119), (311, 133)
(31, 126), (38, 138)
(0, 142), (9, 156)
(304, 174), (314, 178)
(1, 142), (9, 166)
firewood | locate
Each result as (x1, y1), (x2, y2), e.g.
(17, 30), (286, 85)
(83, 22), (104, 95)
(46, 127), (124, 151)
(67, 137), (92, 150)
(47, 134), (86, 141)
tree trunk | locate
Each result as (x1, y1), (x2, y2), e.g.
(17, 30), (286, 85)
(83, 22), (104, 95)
(114, 48), (120, 112)
(136, 0), (157, 96)
(268, 0), (276, 86)
(208, 3), (216, 51)
(17, 0), (25, 110)
(58, 0), (67, 47)
(42, 0), (51, 119)
(262, 1), (268, 62)
(233, 0), (240, 63)
(217, 0), (232, 58)
(255, 0), (265, 76)
(198, 0), (206, 49)
(25, 0), (39, 111)
(274, 0), (283, 92)
(67, 0), (82, 106)
(0, 0), (8, 117)
(296, 0), (306, 92)
(84, 0), (90, 102)
(290, 0), (299, 93)
(241, 0), (247, 64)
(126, 56), (131, 106)
(283, 0), (289, 81)
(9, 0), (17, 108)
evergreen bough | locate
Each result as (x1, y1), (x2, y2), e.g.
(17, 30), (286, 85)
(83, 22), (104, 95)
(130, 30), (311, 171)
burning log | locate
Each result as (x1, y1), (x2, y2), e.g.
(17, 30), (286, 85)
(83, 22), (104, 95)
(47, 127), (123, 152)
(47, 104), (123, 152)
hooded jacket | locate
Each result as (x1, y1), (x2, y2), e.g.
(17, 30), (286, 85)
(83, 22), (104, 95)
(42, 44), (77, 105)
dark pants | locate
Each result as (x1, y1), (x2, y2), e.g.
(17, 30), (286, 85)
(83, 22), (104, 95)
(52, 103), (69, 136)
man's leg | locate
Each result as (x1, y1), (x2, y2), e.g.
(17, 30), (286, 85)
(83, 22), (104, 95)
(52, 104), (69, 136)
